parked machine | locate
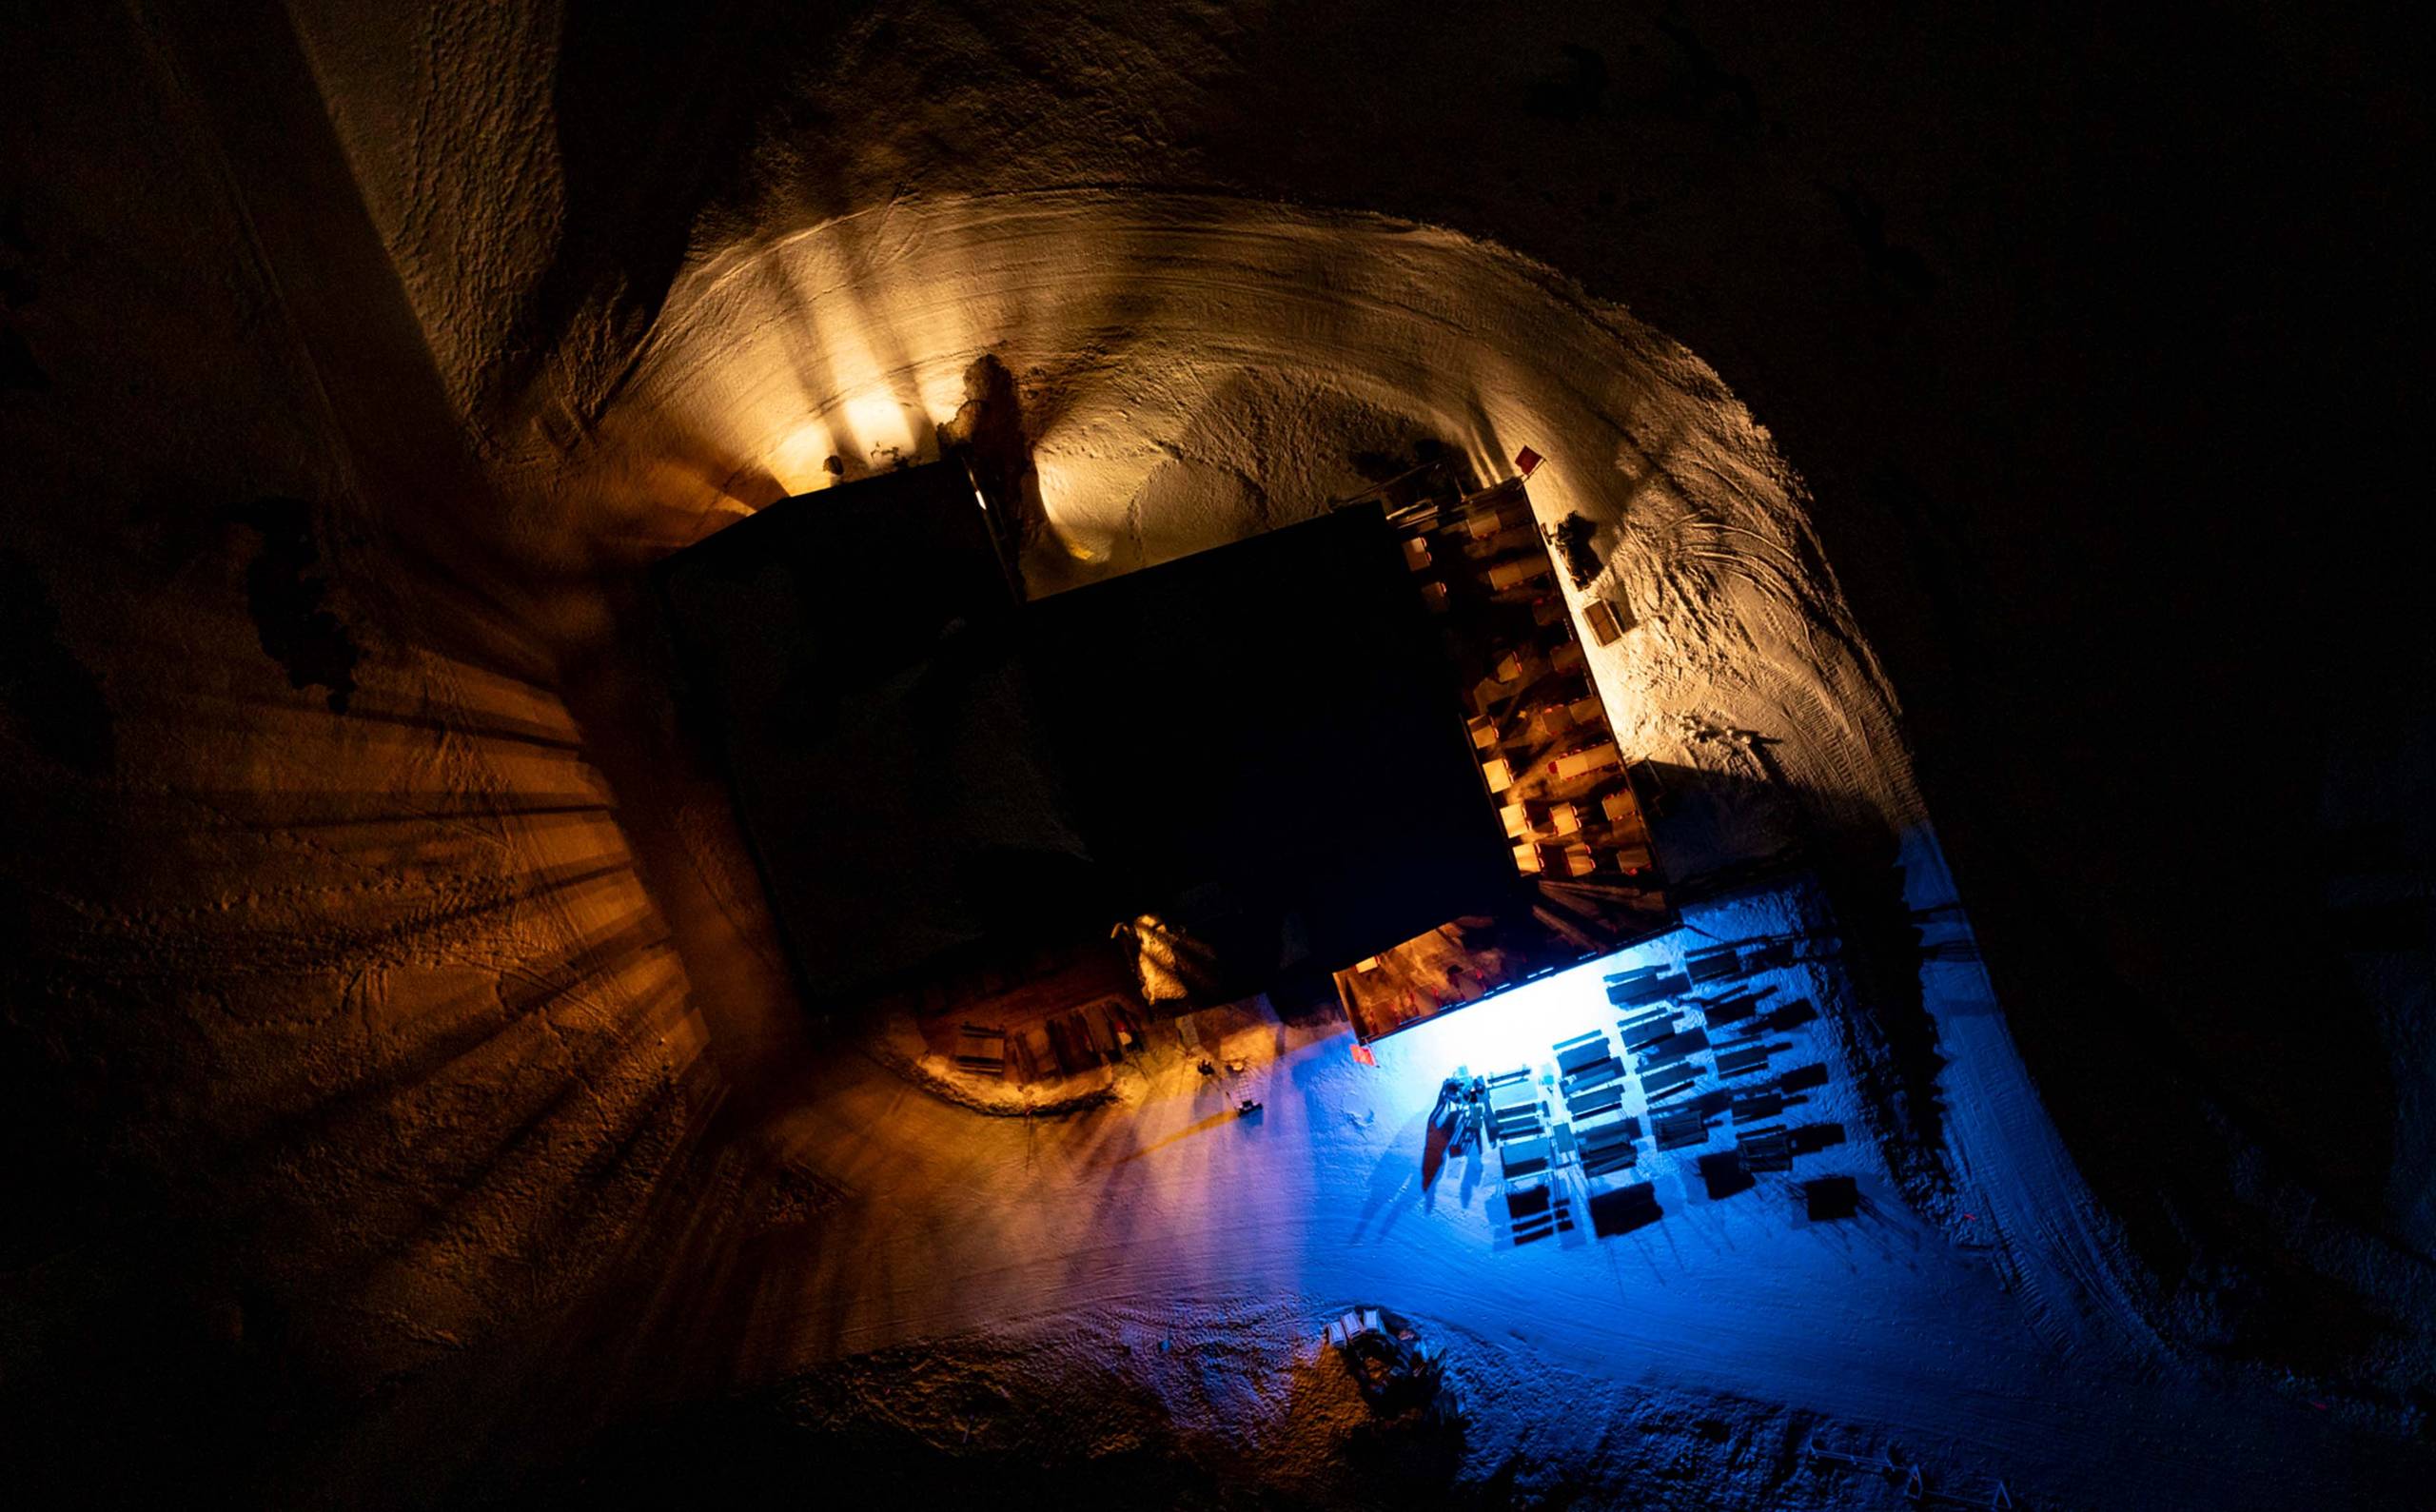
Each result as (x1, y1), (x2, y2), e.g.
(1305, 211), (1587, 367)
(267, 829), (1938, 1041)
(1428, 1075), (1477, 1154)
(1324, 1306), (1449, 1415)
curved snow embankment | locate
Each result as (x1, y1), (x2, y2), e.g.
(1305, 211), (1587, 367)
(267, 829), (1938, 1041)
(546, 187), (2156, 1364)
(554, 189), (1913, 835)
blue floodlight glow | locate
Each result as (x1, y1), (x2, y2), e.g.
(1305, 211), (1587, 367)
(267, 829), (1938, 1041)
(1353, 933), (1680, 1109)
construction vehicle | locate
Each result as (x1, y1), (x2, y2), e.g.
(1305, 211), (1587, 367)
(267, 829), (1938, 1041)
(1324, 1306), (1447, 1414)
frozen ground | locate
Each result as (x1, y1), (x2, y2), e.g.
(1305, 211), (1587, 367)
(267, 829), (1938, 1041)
(525, 880), (2414, 1510)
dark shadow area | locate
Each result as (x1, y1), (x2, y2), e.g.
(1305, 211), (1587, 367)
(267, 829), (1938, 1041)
(1521, 44), (1609, 126)
(489, 0), (826, 430)
(2322, 897), (2430, 955)
(525, 1327), (1480, 1512)
(1802, 1175), (1860, 1224)
(1824, 176), (1937, 301)
(1807, 818), (1953, 1205)
(2222, 1257), (2401, 1382)
(1632, 759), (1804, 899)
(1644, 749), (1955, 1208)
(1637, 756), (1952, 1200)
(1588, 1181), (1663, 1237)
(938, 353), (1047, 573)
(1698, 990), (1763, 1030)
(1697, 1151), (1755, 1201)
(537, 1394), (1230, 1512)
(1343, 438), (1482, 516)
(227, 499), (363, 714)
(1754, 998), (1817, 1035)
(0, 622), (708, 1512)
(0, 549), (113, 773)
(1730, 1091), (1782, 1125)
(1420, 1105), (1455, 1192)
(0, 326), (44, 391)
(1778, 1064), (1830, 1096)
(1687, 1088), (1737, 1118)
(139, 0), (501, 560)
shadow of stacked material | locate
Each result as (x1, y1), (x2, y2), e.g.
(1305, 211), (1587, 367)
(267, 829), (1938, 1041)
(1697, 1151), (1756, 1201)
(1801, 1174), (1862, 1223)
(1635, 759), (1953, 1206)
(487, 0), (825, 433)
(1588, 1181), (1665, 1237)
(1634, 759), (1804, 904)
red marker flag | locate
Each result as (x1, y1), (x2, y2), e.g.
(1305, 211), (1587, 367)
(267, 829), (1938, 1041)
(1514, 446), (1542, 477)
(1349, 1043), (1377, 1066)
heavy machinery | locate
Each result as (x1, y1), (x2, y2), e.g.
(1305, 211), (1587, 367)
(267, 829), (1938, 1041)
(1324, 1306), (1448, 1414)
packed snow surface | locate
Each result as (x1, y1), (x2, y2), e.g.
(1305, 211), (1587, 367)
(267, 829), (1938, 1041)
(671, 882), (2408, 1509)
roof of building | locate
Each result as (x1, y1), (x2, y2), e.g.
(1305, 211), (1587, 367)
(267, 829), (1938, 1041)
(655, 462), (1096, 1004)
(658, 465), (1516, 1008)
(1023, 503), (1518, 998)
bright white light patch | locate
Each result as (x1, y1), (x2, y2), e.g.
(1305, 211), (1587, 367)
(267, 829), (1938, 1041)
(1360, 936), (1676, 1107)
(841, 391), (919, 464)
(765, 421), (838, 494)
(763, 394), (945, 493)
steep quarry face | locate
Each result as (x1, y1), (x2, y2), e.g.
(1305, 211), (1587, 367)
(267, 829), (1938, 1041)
(3, 1), (2424, 1505)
